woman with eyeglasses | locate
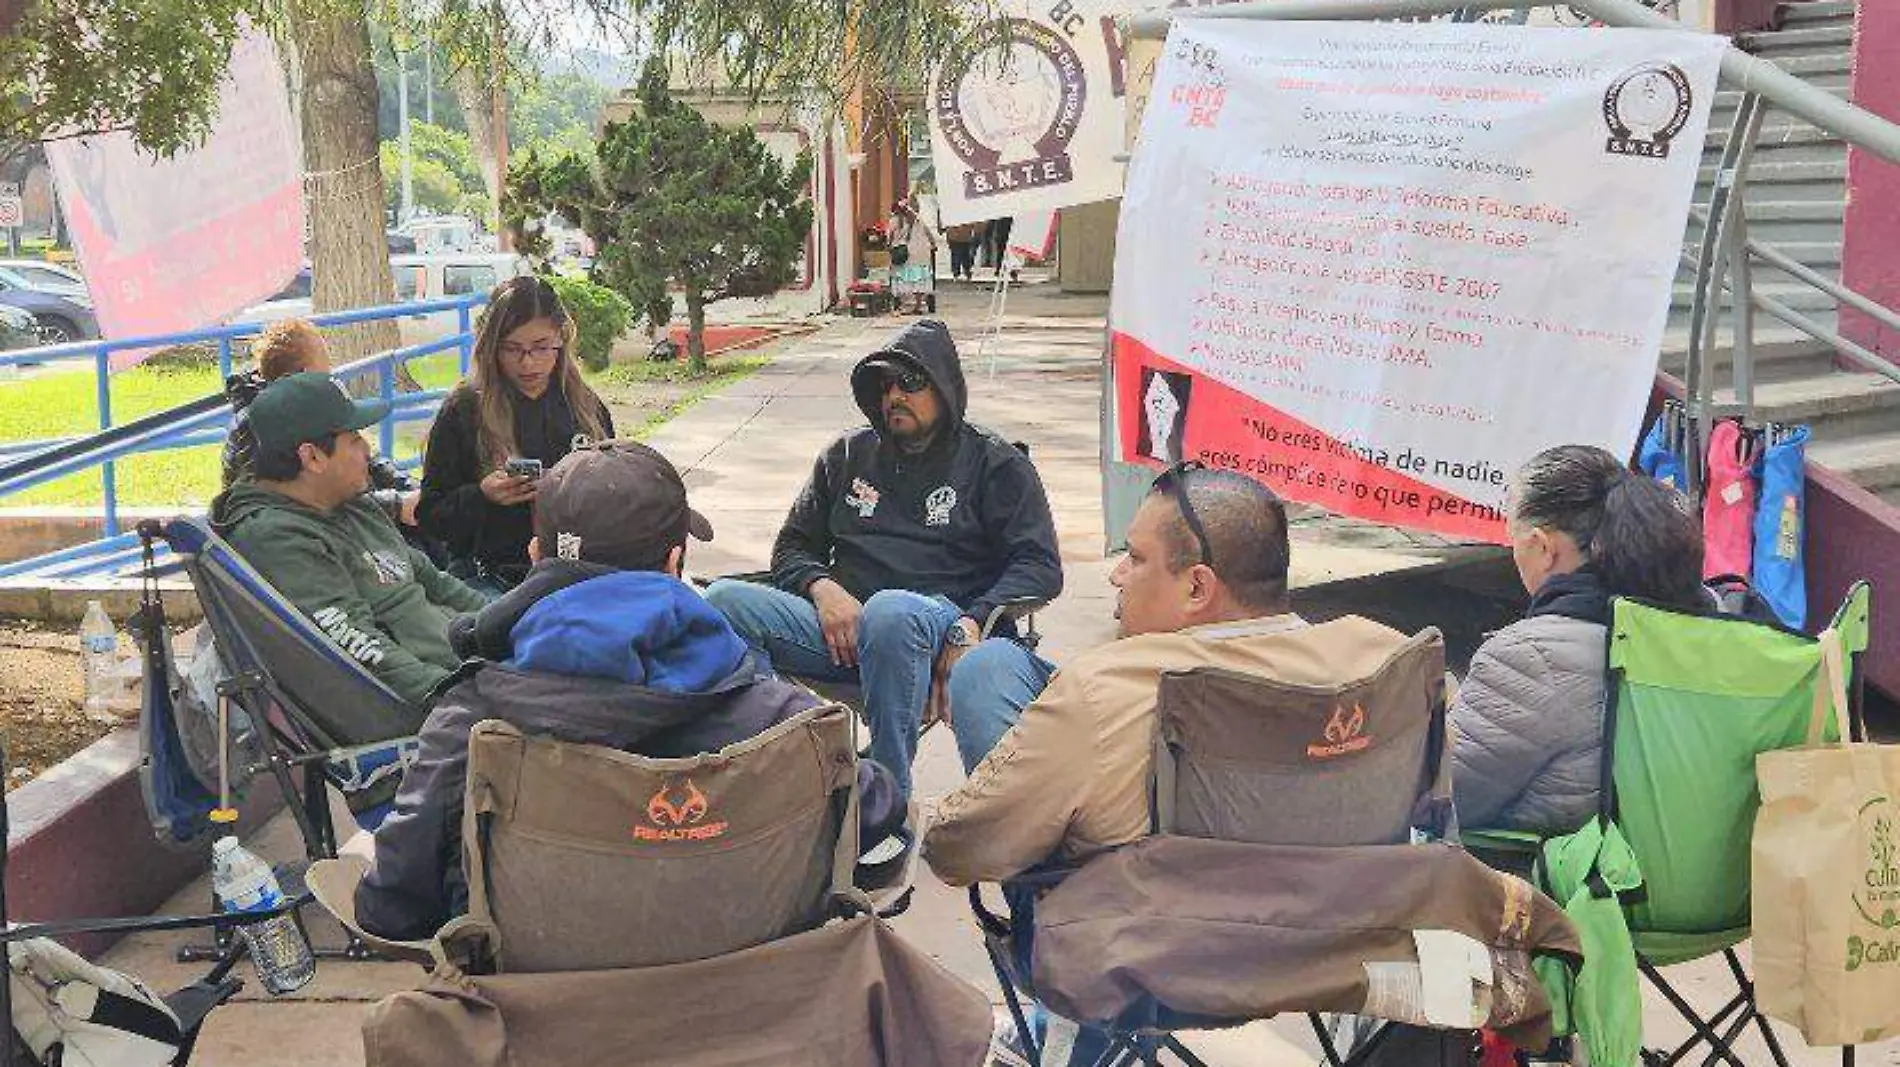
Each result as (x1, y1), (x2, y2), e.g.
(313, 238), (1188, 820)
(1450, 444), (1705, 837)
(417, 276), (615, 593)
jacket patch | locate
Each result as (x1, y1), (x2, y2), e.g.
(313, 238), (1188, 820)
(362, 549), (412, 586)
(312, 606), (389, 667)
(925, 486), (957, 527)
(846, 478), (881, 519)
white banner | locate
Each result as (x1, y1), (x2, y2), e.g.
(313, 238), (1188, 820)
(928, 0), (1129, 225)
(1109, 19), (1724, 541)
(47, 25), (302, 365)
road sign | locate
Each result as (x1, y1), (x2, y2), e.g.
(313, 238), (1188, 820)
(0, 198), (22, 228)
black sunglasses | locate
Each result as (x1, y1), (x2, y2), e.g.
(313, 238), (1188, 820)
(885, 369), (931, 394)
(1151, 461), (1214, 570)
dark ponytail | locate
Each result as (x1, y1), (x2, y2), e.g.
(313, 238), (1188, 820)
(1514, 445), (1705, 609)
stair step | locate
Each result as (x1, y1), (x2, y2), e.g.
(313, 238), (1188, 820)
(1737, 24), (1856, 55)
(1809, 433), (1900, 491)
(1699, 159), (1845, 185)
(1778, 0), (1857, 25)
(1678, 237), (1842, 266)
(1714, 86), (1852, 114)
(1719, 372), (1900, 439)
(1759, 52), (1853, 79)
(1706, 123), (1846, 154)
(1673, 281), (1839, 312)
(1659, 330), (1842, 382)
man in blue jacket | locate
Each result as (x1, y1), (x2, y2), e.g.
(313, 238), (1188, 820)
(354, 440), (907, 940)
(706, 320), (1064, 798)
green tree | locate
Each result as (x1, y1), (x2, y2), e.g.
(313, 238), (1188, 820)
(379, 141), (464, 215)
(509, 64), (812, 374)
(0, 0), (276, 153)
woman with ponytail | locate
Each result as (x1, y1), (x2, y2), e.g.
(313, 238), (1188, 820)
(1450, 444), (1705, 833)
(418, 276), (614, 592)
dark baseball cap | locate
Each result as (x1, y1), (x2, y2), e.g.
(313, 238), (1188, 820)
(249, 372), (391, 454)
(533, 440), (714, 571)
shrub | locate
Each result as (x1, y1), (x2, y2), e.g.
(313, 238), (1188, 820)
(547, 274), (633, 372)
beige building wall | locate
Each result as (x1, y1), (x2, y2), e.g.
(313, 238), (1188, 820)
(1057, 200), (1121, 294)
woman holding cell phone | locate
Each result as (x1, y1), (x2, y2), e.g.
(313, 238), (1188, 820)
(418, 275), (615, 593)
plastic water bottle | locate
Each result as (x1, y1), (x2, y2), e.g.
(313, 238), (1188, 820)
(79, 600), (118, 722)
(211, 836), (315, 995)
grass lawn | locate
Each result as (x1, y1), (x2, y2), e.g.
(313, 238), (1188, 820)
(0, 352), (763, 509)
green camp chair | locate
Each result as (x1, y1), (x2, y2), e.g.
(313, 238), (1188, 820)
(1468, 583), (1872, 1067)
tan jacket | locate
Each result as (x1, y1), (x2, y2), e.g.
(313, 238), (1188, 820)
(923, 614), (1414, 886)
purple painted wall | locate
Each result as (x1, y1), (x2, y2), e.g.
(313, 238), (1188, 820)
(1805, 465), (1900, 698)
(5, 730), (285, 958)
(1839, 0), (1900, 361)
(1715, 0), (1782, 34)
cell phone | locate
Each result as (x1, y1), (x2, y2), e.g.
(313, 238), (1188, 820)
(504, 457), (543, 480)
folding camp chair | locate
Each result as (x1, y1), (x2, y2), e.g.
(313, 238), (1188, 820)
(1467, 584), (1873, 1067)
(969, 628), (1560, 1067)
(142, 517), (429, 961)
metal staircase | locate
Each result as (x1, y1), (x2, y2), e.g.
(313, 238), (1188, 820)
(1666, 0), (1900, 507)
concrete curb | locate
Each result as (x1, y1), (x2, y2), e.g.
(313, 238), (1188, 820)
(5, 727), (284, 957)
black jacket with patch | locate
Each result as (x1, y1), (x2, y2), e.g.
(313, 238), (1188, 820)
(769, 319), (1062, 625)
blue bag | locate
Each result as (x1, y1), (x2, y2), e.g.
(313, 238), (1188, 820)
(1638, 413), (1687, 493)
(1750, 425), (1809, 630)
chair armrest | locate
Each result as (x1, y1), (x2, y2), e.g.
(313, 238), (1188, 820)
(981, 597), (1051, 640)
(1461, 827), (1543, 854)
(689, 570), (773, 590)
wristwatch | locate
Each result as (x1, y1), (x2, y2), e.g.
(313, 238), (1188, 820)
(944, 617), (980, 648)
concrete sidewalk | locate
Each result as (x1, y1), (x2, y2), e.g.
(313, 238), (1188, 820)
(98, 278), (1896, 1065)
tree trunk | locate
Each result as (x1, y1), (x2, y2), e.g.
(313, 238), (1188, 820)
(452, 65), (502, 226)
(288, 0), (401, 368)
(685, 292), (708, 375)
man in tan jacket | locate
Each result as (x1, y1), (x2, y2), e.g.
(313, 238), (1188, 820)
(923, 464), (1416, 887)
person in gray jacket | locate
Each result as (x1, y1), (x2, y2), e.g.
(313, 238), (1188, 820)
(1451, 445), (1706, 834)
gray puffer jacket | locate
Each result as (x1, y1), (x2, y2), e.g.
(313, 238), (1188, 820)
(1450, 570), (1611, 835)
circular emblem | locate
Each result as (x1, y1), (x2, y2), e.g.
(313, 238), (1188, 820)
(1602, 62), (1693, 160)
(934, 18), (1088, 200)
(1854, 795), (1899, 933)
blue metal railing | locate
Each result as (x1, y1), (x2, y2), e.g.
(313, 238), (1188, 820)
(0, 295), (482, 562)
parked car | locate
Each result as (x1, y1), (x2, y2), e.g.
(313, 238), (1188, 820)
(0, 277), (98, 344)
(236, 253), (532, 343)
(396, 216), (483, 255)
(0, 260), (89, 301)
(0, 304), (44, 352)
(386, 231), (417, 255)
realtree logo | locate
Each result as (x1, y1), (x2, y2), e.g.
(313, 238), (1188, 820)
(1847, 797), (1898, 972)
(633, 778), (729, 842)
(1307, 704), (1370, 759)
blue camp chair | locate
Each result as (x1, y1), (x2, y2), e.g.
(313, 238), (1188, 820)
(140, 517), (426, 959)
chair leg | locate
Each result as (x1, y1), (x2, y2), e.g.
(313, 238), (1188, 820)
(983, 937), (1042, 1066)
(1159, 1034), (1212, 1067)
(1722, 948), (1794, 1067)
(1637, 957), (1750, 1067)
(1308, 1014), (1348, 1067)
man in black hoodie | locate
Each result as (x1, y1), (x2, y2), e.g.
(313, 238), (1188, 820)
(705, 320), (1063, 798)
(353, 440), (907, 940)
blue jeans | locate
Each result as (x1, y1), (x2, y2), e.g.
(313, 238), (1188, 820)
(706, 581), (963, 796)
(947, 638), (1057, 772)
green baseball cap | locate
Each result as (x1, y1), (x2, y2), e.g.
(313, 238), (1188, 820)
(249, 372), (391, 454)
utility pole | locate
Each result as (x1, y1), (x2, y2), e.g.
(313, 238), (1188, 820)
(424, 42), (434, 126)
(398, 46), (414, 225)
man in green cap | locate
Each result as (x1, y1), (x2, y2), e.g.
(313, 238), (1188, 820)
(212, 372), (489, 708)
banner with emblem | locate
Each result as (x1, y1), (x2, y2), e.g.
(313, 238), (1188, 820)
(1109, 19), (1723, 541)
(928, 0), (1130, 226)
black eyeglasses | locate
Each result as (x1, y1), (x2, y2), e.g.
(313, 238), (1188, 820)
(885, 369), (931, 394)
(1152, 461), (1214, 570)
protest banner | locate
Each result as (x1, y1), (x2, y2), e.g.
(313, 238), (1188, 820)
(46, 25), (302, 366)
(928, 0), (1129, 225)
(1110, 19), (1723, 541)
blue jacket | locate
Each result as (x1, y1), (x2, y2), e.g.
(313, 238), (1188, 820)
(355, 561), (905, 941)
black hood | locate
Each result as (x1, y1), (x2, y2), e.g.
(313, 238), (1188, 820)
(1525, 567), (1612, 627)
(448, 557), (620, 660)
(850, 319), (968, 438)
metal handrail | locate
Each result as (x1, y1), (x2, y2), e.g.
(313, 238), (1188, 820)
(0, 299), (484, 536)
